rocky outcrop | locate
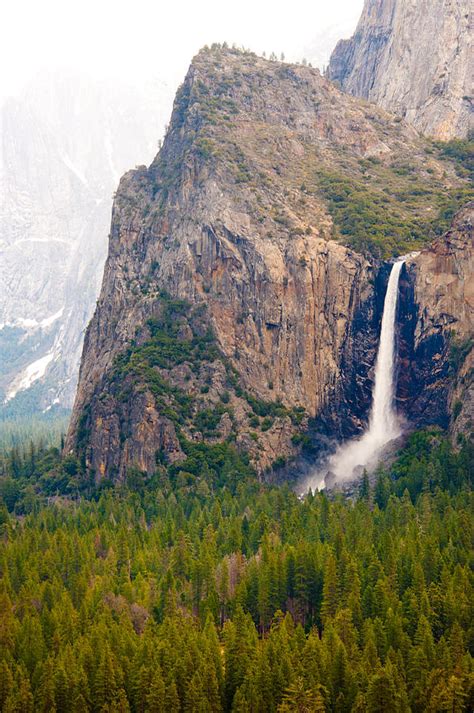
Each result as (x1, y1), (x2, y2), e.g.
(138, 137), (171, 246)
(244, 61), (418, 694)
(398, 203), (473, 434)
(327, 0), (472, 140)
(66, 47), (469, 481)
(450, 347), (474, 443)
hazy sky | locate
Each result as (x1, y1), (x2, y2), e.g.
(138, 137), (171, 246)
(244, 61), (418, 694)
(2, 0), (362, 97)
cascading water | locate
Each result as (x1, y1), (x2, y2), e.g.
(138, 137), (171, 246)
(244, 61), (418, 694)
(305, 259), (405, 491)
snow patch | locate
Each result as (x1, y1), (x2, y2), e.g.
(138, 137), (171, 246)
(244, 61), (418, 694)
(5, 351), (55, 402)
(61, 154), (89, 188)
(2, 308), (64, 331)
(40, 307), (64, 328)
(43, 397), (60, 413)
(14, 318), (38, 328)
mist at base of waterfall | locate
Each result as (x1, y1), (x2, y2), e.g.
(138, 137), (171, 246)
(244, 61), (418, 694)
(300, 420), (404, 494)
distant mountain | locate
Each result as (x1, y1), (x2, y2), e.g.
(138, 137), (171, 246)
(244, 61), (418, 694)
(301, 16), (362, 72)
(0, 73), (175, 419)
(327, 0), (472, 139)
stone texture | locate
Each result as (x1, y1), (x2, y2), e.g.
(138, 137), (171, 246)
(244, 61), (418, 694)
(65, 48), (471, 481)
(328, 0), (473, 139)
(398, 203), (473, 433)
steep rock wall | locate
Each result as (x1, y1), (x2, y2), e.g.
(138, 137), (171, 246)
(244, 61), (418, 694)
(328, 0), (472, 140)
(66, 47), (469, 480)
(397, 203), (473, 433)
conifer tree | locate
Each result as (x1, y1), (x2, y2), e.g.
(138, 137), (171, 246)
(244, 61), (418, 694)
(164, 680), (180, 711)
(359, 471), (371, 502)
(321, 554), (339, 624)
(278, 677), (326, 712)
(224, 606), (257, 708)
(366, 668), (401, 713)
(0, 661), (14, 709)
(146, 667), (166, 712)
(10, 666), (34, 713)
(94, 644), (119, 709)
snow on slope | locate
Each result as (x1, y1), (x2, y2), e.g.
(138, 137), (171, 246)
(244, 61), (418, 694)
(0, 72), (175, 417)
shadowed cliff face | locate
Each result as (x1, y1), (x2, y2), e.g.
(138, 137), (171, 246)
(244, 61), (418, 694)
(397, 203), (474, 433)
(65, 47), (471, 481)
(316, 263), (391, 441)
(328, 0), (472, 140)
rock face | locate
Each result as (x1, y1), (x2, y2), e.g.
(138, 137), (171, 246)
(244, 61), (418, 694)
(66, 47), (470, 481)
(327, 0), (472, 140)
(398, 203), (473, 435)
(0, 73), (174, 416)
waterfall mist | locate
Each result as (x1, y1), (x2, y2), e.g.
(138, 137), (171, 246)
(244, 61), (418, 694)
(304, 259), (405, 492)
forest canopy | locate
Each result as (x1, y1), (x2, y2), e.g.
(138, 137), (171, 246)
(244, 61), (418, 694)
(0, 430), (472, 712)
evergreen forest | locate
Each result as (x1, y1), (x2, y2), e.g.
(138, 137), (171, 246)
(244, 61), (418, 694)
(0, 430), (472, 712)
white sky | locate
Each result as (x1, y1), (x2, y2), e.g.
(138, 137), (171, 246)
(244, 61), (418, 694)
(1, 0), (363, 98)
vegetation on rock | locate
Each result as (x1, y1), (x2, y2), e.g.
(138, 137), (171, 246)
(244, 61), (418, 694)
(172, 46), (472, 259)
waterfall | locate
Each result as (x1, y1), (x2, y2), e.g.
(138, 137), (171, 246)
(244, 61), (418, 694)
(306, 259), (405, 491)
(364, 259), (405, 445)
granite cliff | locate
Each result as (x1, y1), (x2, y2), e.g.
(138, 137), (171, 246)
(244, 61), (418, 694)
(327, 0), (472, 140)
(65, 47), (472, 481)
(398, 203), (473, 439)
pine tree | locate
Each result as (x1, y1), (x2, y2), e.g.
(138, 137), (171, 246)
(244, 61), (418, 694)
(146, 667), (166, 712)
(134, 664), (153, 713)
(204, 614), (224, 698)
(278, 677), (326, 712)
(114, 688), (131, 712)
(230, 687), (248, 712)
(321, 554), (338, 624)
(302, 632), (323, 691)
(54, 664), (70, 712)
(415, 615), (435, 667)
(200, 663), (222, 712)
(358, 471), (371, 502)
(426, 671), (468, 712)
(374, 469), (391, 509)
(12, 666), (34, 713)
(184, 670), (208, 712)
(224, 606), (257, 708)
(0, 661), (14, 709)
(164, 680), (180, 712)
(94, 644), (119, 709)
(366, 668), (400, 713)
(71, 691), (90, 713)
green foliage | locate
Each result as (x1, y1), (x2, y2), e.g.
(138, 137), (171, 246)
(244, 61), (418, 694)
(169, 439), (254, 491)
(389, 429), (473, 500)
(195, 136), (218, 159)
(244, 393), (305, 425)
(114, 294), (219, 377)
(435, 138), (474, 181)
(316, 169), (473, 258)
(0, 426), (472, 710)
(0, 413), (69, 451)
(109, 293), (230, 438)
(449, 335), (473, 374)
(194, 404), (229, 437)
(453, 400), (463, 421)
